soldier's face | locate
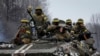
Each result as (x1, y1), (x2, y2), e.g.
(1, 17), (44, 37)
(78, 23), (84, 27)
(35, 9), (42, 15)
(53, 22), (59, 25)
(66, 22), (72, 25)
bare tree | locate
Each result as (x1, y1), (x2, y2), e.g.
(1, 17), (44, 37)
(0, 0), (49, 42)
(87, 13), (100, 51)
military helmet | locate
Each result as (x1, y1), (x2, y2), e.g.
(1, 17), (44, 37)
(35, 6), (42, 10)
(21, 19), (29, 23)
(66, 19), (72, 23)
(52, 18), (59, 23)
(77, 18), (84, 23)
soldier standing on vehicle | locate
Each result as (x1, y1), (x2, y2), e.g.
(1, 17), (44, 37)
(27, 6), (48, 28)
(27, 6), (49, 38)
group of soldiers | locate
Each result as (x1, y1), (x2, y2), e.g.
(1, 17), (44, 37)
(14, 6), (96, 51)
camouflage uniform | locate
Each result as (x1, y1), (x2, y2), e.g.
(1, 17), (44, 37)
(19, 19), (32, 36)
(55, 27), (71, 41)
(47, 18), (71, 41)
(47, 18), (60, 35)
(71, 18), (89, 40)
(28, 6), (48, 28)
(32, 14), (47, 27)
(71, 18), (95, 51)
(14, 19), (32, 45)
(28, 6), (49, 37)
(65, 19), (72, 33)
(21, 30), (32, 44)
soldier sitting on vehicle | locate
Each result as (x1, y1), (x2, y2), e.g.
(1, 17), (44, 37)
(47, 18), (71, 41)
(14, 19), (32, 45)
(71, 18), (89, 40)
(47, 18), (59, 35)
(19, 19), (32, 36)
(71, 18), (96, 51)
(65, 19), (73, 33)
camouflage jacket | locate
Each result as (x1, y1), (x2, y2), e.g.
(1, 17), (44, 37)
(71, 25), (88, 38)
(31, 14), (48, 27)
(72, 25), (87, 34)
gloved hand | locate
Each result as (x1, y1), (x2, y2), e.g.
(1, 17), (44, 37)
(27, 6), (33, 13)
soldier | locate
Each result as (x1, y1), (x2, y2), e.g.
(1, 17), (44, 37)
(47, 18), (71, 41)
(27, 6), (48, 28)
(19, 19), (32, 36)
(71, 18), (96, 52)
(65, 19), (72, 33)
(47, 18), (59, 35)
(14, 19), (32, 45)
(27, 6), (49, 38)
(71, 18), (88, 40)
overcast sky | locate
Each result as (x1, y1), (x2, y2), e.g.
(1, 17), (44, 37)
(48, 0), (100, 23)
